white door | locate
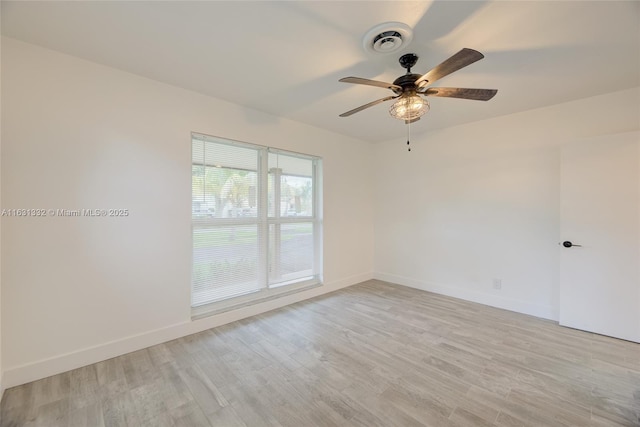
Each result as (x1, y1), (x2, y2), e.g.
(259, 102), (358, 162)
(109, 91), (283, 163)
(559, 131), (640, 343)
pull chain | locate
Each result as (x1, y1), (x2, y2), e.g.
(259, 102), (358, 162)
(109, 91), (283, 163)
(406, 118), (411, 151)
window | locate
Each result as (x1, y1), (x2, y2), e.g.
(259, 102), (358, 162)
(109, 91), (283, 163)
(191, 133), (322, 315)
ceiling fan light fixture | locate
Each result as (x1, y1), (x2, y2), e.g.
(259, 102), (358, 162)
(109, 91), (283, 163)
(389, 95), (428, 121)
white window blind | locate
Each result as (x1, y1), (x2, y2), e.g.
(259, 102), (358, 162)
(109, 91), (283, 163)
(191, 133), (322, 313)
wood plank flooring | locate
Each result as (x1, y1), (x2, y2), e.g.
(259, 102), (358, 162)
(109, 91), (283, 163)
(1, 280), (639, 426)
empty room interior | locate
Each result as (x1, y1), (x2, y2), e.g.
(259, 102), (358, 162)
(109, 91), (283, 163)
(1, 1), (639, 426)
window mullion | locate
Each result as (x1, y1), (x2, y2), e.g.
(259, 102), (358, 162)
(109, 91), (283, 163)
(271, 166), (282, 284)
(258, 148), (269, 290)
(313, 160), (322, 278)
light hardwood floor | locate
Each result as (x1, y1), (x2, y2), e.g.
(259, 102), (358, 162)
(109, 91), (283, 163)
(1, 280), (639, 427)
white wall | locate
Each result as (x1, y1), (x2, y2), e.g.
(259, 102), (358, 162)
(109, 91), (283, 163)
(1, 37), (374, 388)
(374, 87), (640, 320)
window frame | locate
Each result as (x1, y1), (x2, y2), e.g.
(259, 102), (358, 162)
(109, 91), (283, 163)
(191, 133), (323, 318)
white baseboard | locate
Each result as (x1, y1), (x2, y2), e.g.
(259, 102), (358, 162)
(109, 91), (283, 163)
(2, 271), (373, 389)
(374, 272), (558, 321)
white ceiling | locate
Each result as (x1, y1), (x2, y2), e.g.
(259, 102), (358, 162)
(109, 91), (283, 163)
(2, 1), (639, 143)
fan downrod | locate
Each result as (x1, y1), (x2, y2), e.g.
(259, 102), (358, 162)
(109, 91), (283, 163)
(399, 53), (418, 73)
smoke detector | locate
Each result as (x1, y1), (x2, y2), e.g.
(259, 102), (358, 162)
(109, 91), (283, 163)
(363, 22), (413, 55)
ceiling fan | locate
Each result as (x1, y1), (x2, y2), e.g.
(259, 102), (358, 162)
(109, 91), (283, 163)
(338, 48), (497, 124)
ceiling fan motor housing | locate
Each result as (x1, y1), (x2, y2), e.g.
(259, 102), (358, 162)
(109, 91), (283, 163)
(392, 73), (423, 95)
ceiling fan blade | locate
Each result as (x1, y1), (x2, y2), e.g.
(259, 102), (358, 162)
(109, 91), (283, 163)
(339, 95), (398, 117)
(339, 77), (402, 92)
(415, 48), (485, 87)
(422, 87), (497, 101)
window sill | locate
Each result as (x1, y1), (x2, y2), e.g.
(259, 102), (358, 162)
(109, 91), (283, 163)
(191, 279), (322, 320)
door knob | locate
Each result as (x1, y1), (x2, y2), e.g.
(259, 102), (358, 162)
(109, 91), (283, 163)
(561, 241), (582, 248)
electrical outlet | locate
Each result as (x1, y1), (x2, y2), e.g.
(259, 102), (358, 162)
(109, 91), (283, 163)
(493, 278), (502, 290)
